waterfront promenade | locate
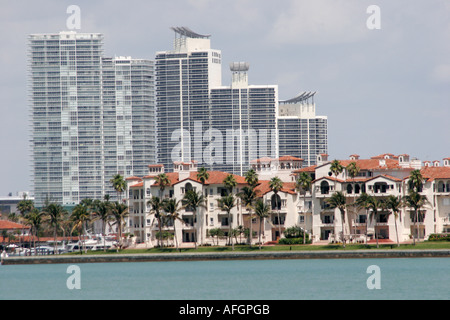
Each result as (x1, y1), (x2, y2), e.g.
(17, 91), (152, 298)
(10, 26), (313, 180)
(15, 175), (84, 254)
(2, 249), (449, 265)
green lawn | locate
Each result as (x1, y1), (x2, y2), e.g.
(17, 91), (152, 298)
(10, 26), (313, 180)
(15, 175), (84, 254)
(67, 241), (450, 255)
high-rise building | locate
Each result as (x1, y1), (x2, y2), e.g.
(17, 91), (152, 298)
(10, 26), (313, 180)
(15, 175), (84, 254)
(278, 92), (328, 167)
(209, 62), (278, 175)
(155, 27), (222, 172)
(29, 31), (155, 206)
(156, 28), (278, 175)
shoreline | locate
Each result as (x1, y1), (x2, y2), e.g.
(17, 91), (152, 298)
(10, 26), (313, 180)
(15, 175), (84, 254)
(2, 249), (449, 265)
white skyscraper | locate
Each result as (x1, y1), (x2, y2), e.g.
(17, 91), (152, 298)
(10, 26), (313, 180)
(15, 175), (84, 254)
(29, 31), (155, 206)
(278, 92), (328, 167)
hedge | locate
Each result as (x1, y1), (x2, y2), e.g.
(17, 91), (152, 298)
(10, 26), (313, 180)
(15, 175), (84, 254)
(428, 234), (450, 241)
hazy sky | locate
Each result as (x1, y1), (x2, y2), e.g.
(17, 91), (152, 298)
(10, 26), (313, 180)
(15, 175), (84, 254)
(0, 0), (449, 196)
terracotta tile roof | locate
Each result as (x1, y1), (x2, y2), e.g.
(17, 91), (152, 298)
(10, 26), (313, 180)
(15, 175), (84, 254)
(366, 174), (403, 182)
(292, 165), (317, 173)
(152, 172), (180, 187)
(254, 181), (298, 196)
(278, 155), (304, 161)
(420, 166), (450, 181)
(0, 220), (30, 230)
(151, 171), (247, 187)
(130, 182), (144, 188)
(180, 171), (247, 186)
(125, 176), (142, 181)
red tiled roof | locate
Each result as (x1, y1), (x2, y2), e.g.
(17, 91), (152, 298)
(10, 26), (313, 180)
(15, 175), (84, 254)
(177, 171), (247, 186)
(292, 165), (317, 173)
(255, 181), (297, 196)
(130, 182), (144, 188)
(0, 220), (30, 230)
(125, 176), (142, 181)
(420, 166), (450, 181)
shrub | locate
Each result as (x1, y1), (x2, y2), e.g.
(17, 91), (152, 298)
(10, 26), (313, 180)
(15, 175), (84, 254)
(278, 237), (310, 245)
(427, 233), (450, 241)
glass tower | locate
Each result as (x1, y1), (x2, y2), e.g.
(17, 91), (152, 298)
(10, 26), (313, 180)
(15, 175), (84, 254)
(277, 92), (328, 167)
(29, 31), (155, 206)
(155, 27), (222, 172)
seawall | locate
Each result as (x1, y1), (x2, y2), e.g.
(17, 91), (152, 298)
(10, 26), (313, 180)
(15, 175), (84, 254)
(2, 249), (450, 265)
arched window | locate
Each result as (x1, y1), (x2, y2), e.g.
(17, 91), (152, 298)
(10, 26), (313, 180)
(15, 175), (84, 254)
(320, 181), (330, 195)
(271, 194), (281, 210)
(355, 184), (361, 194)
(185, 182), (193, 192)
(347, 184), (353, 194)
(374, 182), (388, 193)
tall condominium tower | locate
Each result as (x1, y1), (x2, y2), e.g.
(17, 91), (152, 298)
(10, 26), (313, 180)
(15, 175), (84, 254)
(156, 27), (327, 174)
(156, 28), (278, 174)
(29, 31), (155, 206)
(155, 27), (222, 172)
(209, 62), (278, 175)
(278, 92), (328, 167)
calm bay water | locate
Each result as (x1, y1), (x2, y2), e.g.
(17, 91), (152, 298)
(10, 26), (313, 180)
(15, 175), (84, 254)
(0, 258), (449, 300)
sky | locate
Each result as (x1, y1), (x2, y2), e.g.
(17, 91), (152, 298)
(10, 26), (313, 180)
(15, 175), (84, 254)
(0, 0), (449, 196)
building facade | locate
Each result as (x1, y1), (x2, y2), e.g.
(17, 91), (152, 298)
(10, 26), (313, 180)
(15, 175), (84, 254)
(155, 27), (222, 172)
(126, 154), (450, 247)
(29, 31), (155, 206)
(156, 27), (324, 176)
(278, 92), (328, 167)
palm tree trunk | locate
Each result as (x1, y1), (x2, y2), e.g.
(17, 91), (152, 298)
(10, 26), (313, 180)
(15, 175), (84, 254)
(228, 212), (234, 250)
(259, 218), (262, 250)
(248, 210), (253, 246)
(341, 210), (346, 248)
(374, 215), (379, 249)
(194, 210), (198, 249)
(413, 210), (417, 245)
(173, 224), (178, 252)
(394, 218), (399, 247)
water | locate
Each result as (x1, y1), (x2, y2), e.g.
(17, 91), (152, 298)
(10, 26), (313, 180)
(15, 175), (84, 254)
(0, 258), (448, 300)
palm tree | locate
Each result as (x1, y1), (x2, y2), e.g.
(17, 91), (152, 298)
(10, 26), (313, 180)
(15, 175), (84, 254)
(155, 173), (171, 198)
(346, 162), (360, 234)
(355, 192), (372, 245)
(110, 202), (129, 251)
(408, 169), (424, 193)
(245, 169), (259, 188)
(164, 198), (183, 251)
(217, 194), (236, 249)
(237, 186), (258, 246)
(242, 169), (259, 246)
(17, 196), (35, 217)
(385, 195), (402, 247)
(182, 190), (206, 249)
(70, 203), (92, 253)
(366, 195), (384, 248)
(326, 191), (347, 248)
(330, 160), (344, 192)
(223, 174), (237, 195)
(254, 199), (271, 250)
(295, 172), (312, 244)
(92, 199), (113, 252)
(110, 174), (127, 203)
(23, 208), (43, 255)
(197, 167), (210, 185)
(42, 202), (67, 254)
(269, 176), (284, 241)
(147, 196), (166, 248)
(403, 190), (429, 245)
